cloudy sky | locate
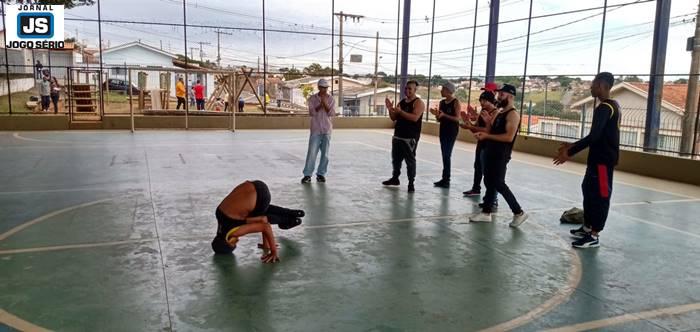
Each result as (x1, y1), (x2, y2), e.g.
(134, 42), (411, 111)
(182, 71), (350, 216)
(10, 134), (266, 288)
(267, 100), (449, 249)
(59, 0), (697, 79)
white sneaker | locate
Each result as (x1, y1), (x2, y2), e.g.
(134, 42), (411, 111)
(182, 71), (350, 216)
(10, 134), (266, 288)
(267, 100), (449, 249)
(469, 213), (493, 223)
(510, 212), (528, 228)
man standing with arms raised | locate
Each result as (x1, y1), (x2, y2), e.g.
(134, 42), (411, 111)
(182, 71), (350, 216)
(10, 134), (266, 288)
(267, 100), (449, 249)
(301, 79), (335, 184)
(382, 80), (426, 193)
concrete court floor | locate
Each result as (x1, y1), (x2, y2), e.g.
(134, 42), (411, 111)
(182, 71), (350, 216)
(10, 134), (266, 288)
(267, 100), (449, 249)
(1, 129), (700, 332)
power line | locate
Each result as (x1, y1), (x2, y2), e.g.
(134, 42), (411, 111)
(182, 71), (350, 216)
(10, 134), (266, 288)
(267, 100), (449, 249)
(408, 0), (654, 38)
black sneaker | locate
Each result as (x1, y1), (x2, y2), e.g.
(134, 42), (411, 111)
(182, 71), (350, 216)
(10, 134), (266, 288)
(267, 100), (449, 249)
(478, 202), (498, 211)
(382, 178), (400, 186)
(301, 176), (311, 184)
(463, 189), (481, 196)
(572, 233), (600, 248)
(570, 226), (590, 239)
(408, 183), (415, 193)
(433, 180), (450, 188)
(316, 175), (326, 183)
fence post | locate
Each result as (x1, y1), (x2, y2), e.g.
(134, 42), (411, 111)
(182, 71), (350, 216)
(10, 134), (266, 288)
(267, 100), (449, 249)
(527, 100), (532, 135)
(1, 0), (12, 115)
(128, 68), (134, 132)
(580, 103), (587, 138)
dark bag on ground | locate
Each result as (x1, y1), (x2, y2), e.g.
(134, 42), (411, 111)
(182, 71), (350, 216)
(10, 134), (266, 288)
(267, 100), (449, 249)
(560, 207), (584, 224)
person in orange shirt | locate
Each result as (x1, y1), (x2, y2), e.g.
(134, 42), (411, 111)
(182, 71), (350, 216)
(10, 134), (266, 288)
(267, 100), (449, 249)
(175, 77), (186, 110)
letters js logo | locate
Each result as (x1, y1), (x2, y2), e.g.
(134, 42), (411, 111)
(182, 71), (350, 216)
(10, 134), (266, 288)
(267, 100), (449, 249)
(5, 5), (64, 49)
(17, 13), (54, 39)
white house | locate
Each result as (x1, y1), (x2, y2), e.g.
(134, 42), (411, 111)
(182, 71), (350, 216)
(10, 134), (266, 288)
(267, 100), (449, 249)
(97, 41), (215, 100)
(282, 76), (369, 108)
(1, 30), (80, 80)
(535, 82), (688, 152)
(341, 86), (402, 116)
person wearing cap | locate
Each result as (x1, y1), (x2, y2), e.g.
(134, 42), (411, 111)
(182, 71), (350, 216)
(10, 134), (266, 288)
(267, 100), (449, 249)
(481, 82), (498, 93)
(211, 180), (305, 262)
(383, 80), (426, 193)
(460, 91), (500, 202)
(470, 83), (528, 227)
(301, 79), (335, 184)
(429, 82), (461, 188)
(554, 72), (620, 249)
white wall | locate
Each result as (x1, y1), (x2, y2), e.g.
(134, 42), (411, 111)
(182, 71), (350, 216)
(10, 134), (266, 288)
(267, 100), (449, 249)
(102, 45), (174, 68)
(1, 49), (33, 74)
(0, 78), (35, 96)
(576, 90), (682, 131)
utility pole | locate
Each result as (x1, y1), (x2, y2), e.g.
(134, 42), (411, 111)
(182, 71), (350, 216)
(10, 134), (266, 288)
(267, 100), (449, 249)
(197, 41), (211, 63)
(681, 1), (700, 155)
(334, 11), (364, 113)
(215, 29), (233, 68)
(372, 31), (379, 115)
(190, 47), (197, 62)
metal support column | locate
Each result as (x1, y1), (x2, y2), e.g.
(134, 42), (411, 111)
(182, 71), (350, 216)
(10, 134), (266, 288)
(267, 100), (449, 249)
(399, 0), (411, 99)
(485, 0), (500, 83)
(644, 0), (672, 151)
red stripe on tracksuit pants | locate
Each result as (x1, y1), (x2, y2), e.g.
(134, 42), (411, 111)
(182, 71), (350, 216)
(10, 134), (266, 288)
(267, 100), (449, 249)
(582, 164), (614, 232)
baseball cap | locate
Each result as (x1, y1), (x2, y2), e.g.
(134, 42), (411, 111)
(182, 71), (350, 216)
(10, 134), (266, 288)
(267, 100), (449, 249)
(481, 82), (498, 92)
(442, 82), (456, 93)
(317, 79), (330, 88)
(496, 83), (517, 96)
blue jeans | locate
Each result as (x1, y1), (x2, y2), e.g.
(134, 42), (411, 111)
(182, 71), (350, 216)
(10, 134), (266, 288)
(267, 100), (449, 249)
(439, 131), (457, 181)
(303, 134), (331, 177)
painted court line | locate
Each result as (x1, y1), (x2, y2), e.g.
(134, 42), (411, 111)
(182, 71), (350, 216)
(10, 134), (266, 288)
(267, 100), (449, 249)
(614, 211), (700, 240)
(10, 132), (311, 148)
(542, 302), (700, 332)
(0, 197), (116, 242)
(0, 309), (51, 332)
(363, 129), (699, 199)
(612, 198), (700, 206)
(0, 239), (156, 255)
(480, 220), (583, 332)
(0, 207), (571, 255)
(2, 201), (696, 256)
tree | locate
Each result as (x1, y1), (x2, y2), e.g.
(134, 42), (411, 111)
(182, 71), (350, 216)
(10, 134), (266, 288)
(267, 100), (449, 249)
(555, 76), (574, 89)
(430, 75), (448, 87)
(7, 0), (95, 8)
(303, 63), (336, 76)
(499, 76), (522, 87)
(301, 84), (315, 100)
(455, 88), (469, 103)
(674, 78), (689, 84)
(622, 75), (643, 83)
(282, 68), (303, 81)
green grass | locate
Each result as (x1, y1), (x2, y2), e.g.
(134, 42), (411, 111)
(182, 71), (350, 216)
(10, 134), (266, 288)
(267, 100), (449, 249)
(104, 91), (130, 104)
(523, 90), (562, 104)
(0, 90), (39, 113)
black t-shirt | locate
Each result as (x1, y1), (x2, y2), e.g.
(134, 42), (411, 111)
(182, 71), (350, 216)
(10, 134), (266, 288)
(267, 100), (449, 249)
(568, 99), (620, 166)
(394, 98), (423, 140)
(475, 110), (490, 150)
(438, 99), (459, 136)
(483, 107), (517, 158)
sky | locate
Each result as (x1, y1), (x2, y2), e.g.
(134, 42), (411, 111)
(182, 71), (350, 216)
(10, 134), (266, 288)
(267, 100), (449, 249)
(53, 0), (699, 80)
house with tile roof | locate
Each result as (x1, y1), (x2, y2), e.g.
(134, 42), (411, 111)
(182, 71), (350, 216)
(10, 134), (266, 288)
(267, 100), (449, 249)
(531, 82), (691, 152)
